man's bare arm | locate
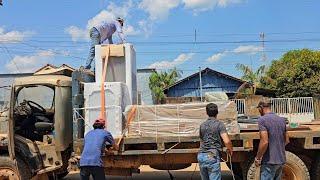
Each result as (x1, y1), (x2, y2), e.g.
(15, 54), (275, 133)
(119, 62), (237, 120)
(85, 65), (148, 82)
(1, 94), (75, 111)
(256, 131), (268, 159)
(221, 133), (233, 156)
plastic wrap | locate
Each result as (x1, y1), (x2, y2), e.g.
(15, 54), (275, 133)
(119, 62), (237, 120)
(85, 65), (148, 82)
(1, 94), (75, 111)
(84, 82), (132, 111)
(125, 101), (238, 137)
(82, 105), (124, 137)
(204, 92), (229, 102)
(94, 43), (137, 104)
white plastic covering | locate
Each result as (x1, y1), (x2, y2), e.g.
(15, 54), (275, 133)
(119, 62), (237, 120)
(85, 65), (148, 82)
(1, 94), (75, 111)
(84, 82), (132, 111)
(205, 92), (229, 102)
(94, 43), (137, 104)
(125, 101), (238, 137)
(81, 105), (124, 137)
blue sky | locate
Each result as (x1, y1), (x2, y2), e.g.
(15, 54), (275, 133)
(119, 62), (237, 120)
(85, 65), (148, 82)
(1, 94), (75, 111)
(0, 0), (320, 78)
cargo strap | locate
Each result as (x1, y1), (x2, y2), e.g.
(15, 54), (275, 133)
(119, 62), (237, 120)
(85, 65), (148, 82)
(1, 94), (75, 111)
(99, 46), (110, 124)
(116, 106), (137, 146)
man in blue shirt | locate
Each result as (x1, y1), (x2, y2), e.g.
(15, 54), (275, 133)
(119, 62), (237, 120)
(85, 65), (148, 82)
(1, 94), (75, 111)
(85, 17), (126, 70)
(80, 118), (117, 180)
(255, 101), (289, 180)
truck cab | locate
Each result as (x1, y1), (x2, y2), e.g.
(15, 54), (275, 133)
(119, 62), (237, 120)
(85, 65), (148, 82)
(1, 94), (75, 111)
(0, 74), (73, 179)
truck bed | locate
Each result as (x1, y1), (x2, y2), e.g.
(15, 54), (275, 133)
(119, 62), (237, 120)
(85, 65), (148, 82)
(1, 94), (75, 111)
(73, 123), (320, 156)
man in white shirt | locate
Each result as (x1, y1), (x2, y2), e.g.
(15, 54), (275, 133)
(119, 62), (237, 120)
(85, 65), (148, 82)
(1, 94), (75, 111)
(85, 17), (125, 70)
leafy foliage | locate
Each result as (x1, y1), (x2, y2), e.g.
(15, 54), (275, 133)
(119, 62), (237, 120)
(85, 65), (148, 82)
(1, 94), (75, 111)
(263, 49), (320, 97)
(236, 63), (266, 86)
(149, 68), (180, 104)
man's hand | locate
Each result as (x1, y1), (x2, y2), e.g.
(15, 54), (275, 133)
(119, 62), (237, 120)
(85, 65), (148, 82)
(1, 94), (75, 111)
(112, 143), (119, 151)
(255, 157), (262, 167)
(227, 148), (233, 157)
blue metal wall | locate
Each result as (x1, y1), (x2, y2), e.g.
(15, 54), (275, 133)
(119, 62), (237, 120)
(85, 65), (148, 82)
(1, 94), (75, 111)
(166, 71), (243, 97)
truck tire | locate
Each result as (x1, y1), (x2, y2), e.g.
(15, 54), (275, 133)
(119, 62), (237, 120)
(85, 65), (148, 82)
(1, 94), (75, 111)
(311, 154), (320, 180)
(0, 157), (32, 180)
(246, 151), (310, 180)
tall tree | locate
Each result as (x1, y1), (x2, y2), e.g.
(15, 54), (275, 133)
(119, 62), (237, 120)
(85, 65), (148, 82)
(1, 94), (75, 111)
(263, 49), (320, 97)
(149, 68), (180, 104)
(236, 63), (266, 86)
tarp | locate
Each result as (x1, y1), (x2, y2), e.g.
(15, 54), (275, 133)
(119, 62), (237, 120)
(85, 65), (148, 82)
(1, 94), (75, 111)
(125, 101), (238, 137)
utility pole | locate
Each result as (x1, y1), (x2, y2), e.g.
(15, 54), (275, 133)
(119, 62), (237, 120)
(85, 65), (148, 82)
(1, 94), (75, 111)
(260, 32), (267, 61)
(199, 67), (203, 102)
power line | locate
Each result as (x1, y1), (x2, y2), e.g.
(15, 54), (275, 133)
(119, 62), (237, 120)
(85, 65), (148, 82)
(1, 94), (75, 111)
(2, 38), (320, 45)
(0, 44), (21, 73)
(19, 42), (86, 60)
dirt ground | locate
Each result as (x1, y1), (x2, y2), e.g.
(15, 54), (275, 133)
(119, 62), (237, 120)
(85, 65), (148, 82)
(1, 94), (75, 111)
(65, 163), (233, 180)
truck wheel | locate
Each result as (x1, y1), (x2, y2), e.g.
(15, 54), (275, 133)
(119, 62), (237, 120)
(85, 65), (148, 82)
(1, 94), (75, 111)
(0, 157), (32, 180)
(311, 154), (320, 180)
(246, 151), (310, 180)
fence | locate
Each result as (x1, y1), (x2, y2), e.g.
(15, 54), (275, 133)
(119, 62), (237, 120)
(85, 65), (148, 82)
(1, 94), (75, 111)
(231, 99), (246, 115)
(271, 97), (315, 123)
(233, 97), (315, 123)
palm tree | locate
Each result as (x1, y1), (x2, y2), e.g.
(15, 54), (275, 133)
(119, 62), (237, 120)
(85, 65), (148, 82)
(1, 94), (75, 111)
(149, 68), (181, 104)
(236, 63), (266, 86)
(235, 64), (267, 98)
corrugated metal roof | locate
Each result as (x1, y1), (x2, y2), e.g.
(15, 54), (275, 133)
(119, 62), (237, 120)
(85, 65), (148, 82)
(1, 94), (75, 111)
(165, 67), (245, 90)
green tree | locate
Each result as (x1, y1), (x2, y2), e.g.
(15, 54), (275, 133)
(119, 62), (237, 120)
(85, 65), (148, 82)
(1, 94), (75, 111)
(264, 49), (320, 97)
(236, 63), (266, 86)
(149, 68), (180, 104)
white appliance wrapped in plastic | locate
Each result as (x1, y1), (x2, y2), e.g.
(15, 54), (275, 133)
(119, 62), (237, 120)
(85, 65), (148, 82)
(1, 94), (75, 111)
(84, 82), (132, 111)
(84, 105), (124, 138)
(94, 43), (137, 104)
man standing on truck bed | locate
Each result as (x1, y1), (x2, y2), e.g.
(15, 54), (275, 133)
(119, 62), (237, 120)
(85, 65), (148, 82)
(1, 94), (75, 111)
(80, 118), (118, 180)
(198, 103), (233, 180)
(85, 17), (126, 70)
(255, 100), (289, 180)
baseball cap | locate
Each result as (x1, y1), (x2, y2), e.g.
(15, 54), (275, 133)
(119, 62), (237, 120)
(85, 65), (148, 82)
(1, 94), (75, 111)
(116, 17), (124, 22)
(93, 118), (105, 125)
(256, 100), (272, 108)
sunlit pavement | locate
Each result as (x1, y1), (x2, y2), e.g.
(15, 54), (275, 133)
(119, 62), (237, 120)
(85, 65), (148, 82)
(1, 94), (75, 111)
(64, 163), (233, 180)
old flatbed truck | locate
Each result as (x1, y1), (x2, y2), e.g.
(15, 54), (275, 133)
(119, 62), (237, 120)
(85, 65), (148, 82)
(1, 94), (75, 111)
(1, 68), (320, 180)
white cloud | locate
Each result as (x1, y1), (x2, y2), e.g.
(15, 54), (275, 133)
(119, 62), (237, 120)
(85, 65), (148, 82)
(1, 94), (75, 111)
(183, 0), (246, 13)
(139, 0), (180, 20)
(65, 26), (88, 42)
(5, 50), (55, 73)
(148, 53), (195, 69)
(233, 45), (263, 54)
(138, 20), (153, 37)
(206, 45), (262, 63)
(206, 52), (226, 62)
(123, 25), (139, 35)
(0, 27), (34, 43)
(65, 1), (137, 41)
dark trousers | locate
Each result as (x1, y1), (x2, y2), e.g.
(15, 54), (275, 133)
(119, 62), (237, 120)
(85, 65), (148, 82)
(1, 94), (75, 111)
(80, 166), (106, 180)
